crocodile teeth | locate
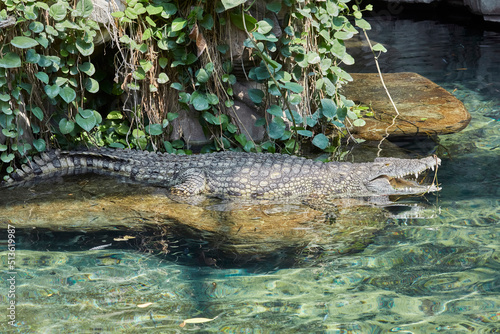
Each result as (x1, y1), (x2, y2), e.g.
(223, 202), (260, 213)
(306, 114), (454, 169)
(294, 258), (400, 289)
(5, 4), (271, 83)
(431, 165), (435, 171)
(414, 172), (419, 178)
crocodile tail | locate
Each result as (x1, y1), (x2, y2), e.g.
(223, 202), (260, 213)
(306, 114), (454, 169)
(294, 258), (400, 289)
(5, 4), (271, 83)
(2, 149), (135, 187)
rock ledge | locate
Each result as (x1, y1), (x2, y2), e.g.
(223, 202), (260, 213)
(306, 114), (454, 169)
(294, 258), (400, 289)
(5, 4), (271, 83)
(342, 72), (471, 140)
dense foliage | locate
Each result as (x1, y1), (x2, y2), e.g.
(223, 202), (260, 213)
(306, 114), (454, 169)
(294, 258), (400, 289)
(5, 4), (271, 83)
(0, 0), (375, 177)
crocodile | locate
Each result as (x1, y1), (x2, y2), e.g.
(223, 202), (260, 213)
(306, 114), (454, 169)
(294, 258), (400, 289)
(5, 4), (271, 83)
(1, 149), (441, 199)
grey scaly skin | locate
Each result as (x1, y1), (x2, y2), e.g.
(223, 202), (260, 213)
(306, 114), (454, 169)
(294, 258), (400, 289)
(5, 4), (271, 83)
(1, 149), (441, 199)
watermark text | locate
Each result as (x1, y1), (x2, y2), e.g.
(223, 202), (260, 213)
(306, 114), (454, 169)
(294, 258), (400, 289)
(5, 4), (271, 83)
(6, 224), (16, 326)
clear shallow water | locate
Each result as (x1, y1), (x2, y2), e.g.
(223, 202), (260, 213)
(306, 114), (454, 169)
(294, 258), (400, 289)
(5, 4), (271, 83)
(1, 16), (500, 334)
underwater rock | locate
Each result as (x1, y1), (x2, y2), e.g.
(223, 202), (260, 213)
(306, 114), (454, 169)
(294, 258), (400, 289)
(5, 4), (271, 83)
(342, 72), (471, 140)
(0, 176), (391, 266)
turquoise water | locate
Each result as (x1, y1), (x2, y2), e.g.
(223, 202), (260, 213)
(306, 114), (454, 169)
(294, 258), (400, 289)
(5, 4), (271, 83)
(1, 15), (500, 333)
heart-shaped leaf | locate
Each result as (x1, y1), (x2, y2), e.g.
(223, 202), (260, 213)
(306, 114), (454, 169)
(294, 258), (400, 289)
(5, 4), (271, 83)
(75, 39), (94, 56)
(268, 118), (286, 139)
(157, 72), (169, 84)
(33, 138), (46, 152)
(283, 82), (304, 93)
(146, 4), (163, 15)
(248, 89), (264, 104)
(45, 25), (59, 36)
(1, 152), (15, 163)
(372, 43), (387, 53)
(266, 105), (282, 117)
(49, 2), (67, 21)
(1, 129), (17, 138)
(59, 118), (75, 134)
(35, 35), (49, 48)
(0, 52), (21, 68)
(106, 111), (124, 120)
(145, 124), (163, 136)
(85, 78), (99, 93)
(78, 108), (94, 118)
(78, 62), (95, 75)
(171, 18), (187, 32)
(44, 84), (60, 99)
(266, 1), (281, 13)
(59, 86), (76, 103)
(29, 21), (44, 33)
(191, 92), (209, 111)
(196, 68), (210, 83)
(26, 49), (40, 63)
(257, 19), (273, 34)
(76, 113), (96, 132)
(38, 55), (53, 68)
(32, 107), (44, 121)
(297, 129), (313, 138)
(139, 59), (153, 73)
(75, 0), (94, 17)
(321, 99), (337, 119)
(35, 72), (49, 84)
(312, 133), (329, 150)
(92, 110), (102, 124)
(221, 0), (246, 10)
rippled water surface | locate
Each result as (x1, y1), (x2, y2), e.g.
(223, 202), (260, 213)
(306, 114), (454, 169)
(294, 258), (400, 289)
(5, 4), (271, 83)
(1, 14), (500, 333)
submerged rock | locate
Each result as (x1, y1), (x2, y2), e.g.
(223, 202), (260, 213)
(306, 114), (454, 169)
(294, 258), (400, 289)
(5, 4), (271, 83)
(0, 175), (397, 267)
(342, 72), (471, 140)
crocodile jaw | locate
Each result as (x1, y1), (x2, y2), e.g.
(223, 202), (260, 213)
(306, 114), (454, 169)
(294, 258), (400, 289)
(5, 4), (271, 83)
(364, 156), (441, 196)
(365, 174), (441, 195)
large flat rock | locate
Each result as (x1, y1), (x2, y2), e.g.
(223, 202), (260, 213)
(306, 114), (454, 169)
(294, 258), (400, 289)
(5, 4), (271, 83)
(342, 72), (471, 140)
(0, 176), (388, 265)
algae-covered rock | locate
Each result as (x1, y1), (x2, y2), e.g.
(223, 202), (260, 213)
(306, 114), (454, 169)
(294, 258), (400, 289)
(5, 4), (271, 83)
(342, 72), (471, 140)
(0, 175), (392, 266)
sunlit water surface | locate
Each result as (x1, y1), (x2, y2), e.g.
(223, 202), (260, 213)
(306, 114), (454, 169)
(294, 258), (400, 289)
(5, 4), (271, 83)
(1, 14), (499, 333)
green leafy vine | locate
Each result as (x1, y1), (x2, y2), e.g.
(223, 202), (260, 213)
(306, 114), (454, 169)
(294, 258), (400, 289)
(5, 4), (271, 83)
(0, 0), (374, 178)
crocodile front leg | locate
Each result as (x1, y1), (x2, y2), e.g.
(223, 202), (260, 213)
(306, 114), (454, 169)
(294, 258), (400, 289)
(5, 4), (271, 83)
(169, 168), (208, 196)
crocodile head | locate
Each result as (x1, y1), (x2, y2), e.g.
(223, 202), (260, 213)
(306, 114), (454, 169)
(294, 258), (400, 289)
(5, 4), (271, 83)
(361, 155), (441, 196)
